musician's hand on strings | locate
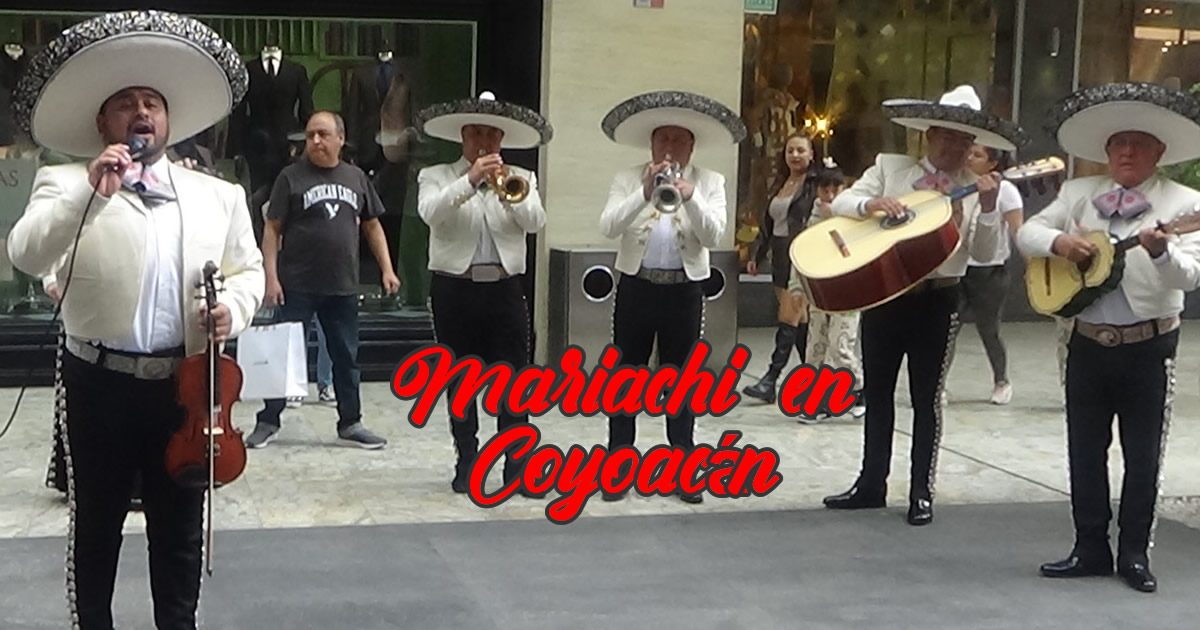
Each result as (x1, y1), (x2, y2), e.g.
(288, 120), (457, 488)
(976, 172), (1002, 213)
(1138, 225), (1170, 258)
(198, 302), (233, 342)
(865, 196), (907, 219)
(1052, 233), (1098, 263)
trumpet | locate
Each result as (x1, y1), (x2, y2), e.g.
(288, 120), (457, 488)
(479, 149), (529, 204)
(651, 160), (684, 214)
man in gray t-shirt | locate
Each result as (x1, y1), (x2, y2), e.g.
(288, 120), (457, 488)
(246, 111), (401, 450)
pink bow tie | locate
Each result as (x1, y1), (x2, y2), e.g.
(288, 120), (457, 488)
(121, 162), (176, 204)
(1093, 188), (1149, 219)
(913, 171), (956, 194)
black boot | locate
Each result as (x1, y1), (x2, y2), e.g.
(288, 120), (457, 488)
(452, 453), (474, 494)
(743, 323), (797, 404)
(793, 322), (808, 364)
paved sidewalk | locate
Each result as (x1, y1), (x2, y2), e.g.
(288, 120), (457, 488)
(1, 321), (1198, 536)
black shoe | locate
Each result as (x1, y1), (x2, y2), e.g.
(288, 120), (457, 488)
(823, 484), (886, 509)
(906, 498), (933, 526)
(742, 378), (779, 404)
(1039, 553), (1114, 578)
(602, 490), (627, 502)
(1118, 561), (1157, 593)
(677, 489), (704, 504)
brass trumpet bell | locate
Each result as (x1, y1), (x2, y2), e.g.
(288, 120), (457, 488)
(488, 167), (530, 204)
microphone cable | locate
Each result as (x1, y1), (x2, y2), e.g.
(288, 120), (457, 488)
(0, 138), (147, 442)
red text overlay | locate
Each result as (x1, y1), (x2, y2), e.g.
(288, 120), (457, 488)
(390, 342), (858, 519)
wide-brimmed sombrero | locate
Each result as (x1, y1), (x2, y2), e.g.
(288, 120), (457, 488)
(601, 90), (747, 150)
(882, 85), (1027, 152)
(414, 91), (552, 149)
(1044, 82), (1200, 165)
(12, 10), (247, 158)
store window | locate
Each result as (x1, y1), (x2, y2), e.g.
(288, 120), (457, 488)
(0, 10), (475, 316)
(1077, 0), (1198, 179)
(735, 0), (1016, 266)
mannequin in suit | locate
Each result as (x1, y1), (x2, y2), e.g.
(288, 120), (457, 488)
(231, 44), (314, 192)
(346, 50), (420, 282)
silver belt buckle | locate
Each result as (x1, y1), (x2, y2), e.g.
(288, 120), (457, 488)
(1092, 325), (1121, 348)
(469, 265), (503, 283)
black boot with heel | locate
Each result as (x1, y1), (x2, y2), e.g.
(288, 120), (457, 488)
(743, 323), (798, 404)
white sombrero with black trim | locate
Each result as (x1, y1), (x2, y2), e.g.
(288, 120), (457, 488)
(882, 85), (1027, 152)
(601, 90), (747, 150)
(1044, 82), (1200, 165)
(414, 91), (553, 149)
(12, 10), (248, 158)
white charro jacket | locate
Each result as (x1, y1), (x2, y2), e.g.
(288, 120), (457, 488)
(7, 162), (264, 356)
(1017, 174), (1200, 320)
(416, 158), (546, 275)
(599, 163), (727, 281)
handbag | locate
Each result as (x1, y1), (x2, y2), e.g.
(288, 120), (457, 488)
(236, 321), (307, 400)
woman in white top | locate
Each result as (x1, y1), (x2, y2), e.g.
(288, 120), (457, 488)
(960, 144), (1024, 404)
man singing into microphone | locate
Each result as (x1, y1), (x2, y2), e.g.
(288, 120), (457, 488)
(7, 11), (262, 629)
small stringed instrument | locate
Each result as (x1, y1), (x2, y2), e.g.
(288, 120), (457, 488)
(789, 157), (1066, 312)
(164, 260), (247, 575)
(1026, 208), (1200, 317)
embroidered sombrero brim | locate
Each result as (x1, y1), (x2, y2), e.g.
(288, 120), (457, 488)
(415, 98), (553, 149)
(13, 10), (247, 158)
(1045, 82), (1200, 165)
(883, 101), (1027, 152)
(601, 91), (748, 150)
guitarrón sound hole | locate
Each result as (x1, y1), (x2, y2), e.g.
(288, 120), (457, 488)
(879, 209), (916, 229)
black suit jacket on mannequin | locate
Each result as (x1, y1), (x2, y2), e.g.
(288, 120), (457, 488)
(231, 55), (314, 190)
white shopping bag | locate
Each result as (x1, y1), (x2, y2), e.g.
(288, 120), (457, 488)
(236, 321), (308, 400)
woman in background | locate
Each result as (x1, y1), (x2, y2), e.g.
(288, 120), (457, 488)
(959, 144), (1024, 405)
(744, 132), (818, 404)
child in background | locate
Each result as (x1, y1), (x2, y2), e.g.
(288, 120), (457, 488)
(789, 161), (866, 422)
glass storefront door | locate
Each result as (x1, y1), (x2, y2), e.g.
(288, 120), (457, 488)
(735, 0), (1017, 266)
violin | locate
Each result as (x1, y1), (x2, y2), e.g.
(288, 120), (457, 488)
(164, 260), (247, 575)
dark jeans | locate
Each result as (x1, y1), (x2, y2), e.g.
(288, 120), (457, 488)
(959, 264), (1009, 383)
(61, 352), (204, 630)
(858, 285), (960, 501)
(608, 274), (703, 450)
(430, 274), (531, 473)
(257, 292), (361, 429)
(1065, 327), (1177, 562)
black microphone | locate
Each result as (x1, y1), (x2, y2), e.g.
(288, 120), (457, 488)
(105, 136), (149, 172)
(127, 136), (149, 161)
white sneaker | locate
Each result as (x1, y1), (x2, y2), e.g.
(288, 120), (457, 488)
(990, 382), (1013, 405)
(285, 397), (303, 409)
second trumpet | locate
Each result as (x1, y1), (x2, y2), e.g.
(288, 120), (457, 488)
(651, 162), (684, 213)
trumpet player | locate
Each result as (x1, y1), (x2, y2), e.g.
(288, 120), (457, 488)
(415, 91), (551, 494)
(598, 90), (747, 503)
